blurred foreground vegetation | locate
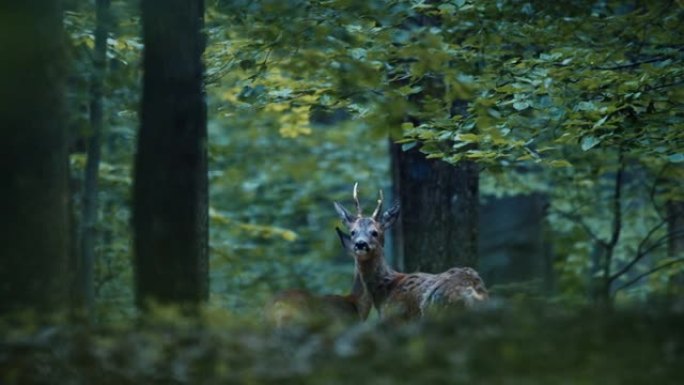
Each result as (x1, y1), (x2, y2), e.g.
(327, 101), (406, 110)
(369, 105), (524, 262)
(2, 304), (683, 384)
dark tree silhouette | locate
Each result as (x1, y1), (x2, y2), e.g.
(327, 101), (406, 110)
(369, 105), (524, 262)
(0, 1), (71, 313)
(133, 0), (208, 307)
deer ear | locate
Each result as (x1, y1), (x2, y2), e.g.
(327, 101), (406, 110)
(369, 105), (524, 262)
(333, 202), (355, 227)
(381, 202), (400, 230)
(335, 227), (353, 250)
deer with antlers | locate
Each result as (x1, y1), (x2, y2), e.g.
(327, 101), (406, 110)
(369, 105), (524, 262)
(334, 183), (488, 319)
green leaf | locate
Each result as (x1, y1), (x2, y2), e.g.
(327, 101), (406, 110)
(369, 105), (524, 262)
(549, 160), (573, 168)
(580, 135), (600, 151)
(402, 142), (418, 151)
(425, 152), (445, 159)
(458, 133), (480, 142)
(668, 153), (684, 163)
(513, 101), (530, 111)
(592, 115), (608, 129)
(401, 122), (414, 131)
(438, 4), (456, 15)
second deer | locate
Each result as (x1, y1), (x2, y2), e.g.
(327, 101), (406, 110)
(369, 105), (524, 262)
(334, 184), (488, 319)
(265, 271), (372, 327)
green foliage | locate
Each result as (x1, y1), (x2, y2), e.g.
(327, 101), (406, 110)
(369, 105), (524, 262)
(1, 306), (683, 384)
(61, 0), (684, 318)
(66, 0), (391, 320)
(208, 0), (684, 302)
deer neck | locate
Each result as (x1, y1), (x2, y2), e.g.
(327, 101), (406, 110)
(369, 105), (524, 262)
(350, 268), (373, 320)
(355, 248), (399, 311)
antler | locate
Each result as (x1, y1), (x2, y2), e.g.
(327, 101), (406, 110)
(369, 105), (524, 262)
(372, 189), (383, 220)
(353, 182), (362, 217)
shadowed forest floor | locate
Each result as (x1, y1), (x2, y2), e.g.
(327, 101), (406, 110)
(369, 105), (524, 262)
(2, 304), (682, 384)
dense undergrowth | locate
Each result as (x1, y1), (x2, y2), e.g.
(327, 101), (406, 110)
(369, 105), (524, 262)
(2, 303), (682, 384)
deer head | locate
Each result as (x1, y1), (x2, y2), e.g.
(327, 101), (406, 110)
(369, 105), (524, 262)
(334, 183), (400, 261)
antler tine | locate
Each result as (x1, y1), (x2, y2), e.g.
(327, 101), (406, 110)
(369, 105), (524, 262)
(372, 189), (384, 219)
(353, 182), (362, 217)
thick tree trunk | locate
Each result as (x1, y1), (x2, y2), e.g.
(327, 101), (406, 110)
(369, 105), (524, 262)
(79, 0), (110, 316)
(134, 0), (208, 307)
(0, 1), (70, 313)
(391, 143), (479, 273)
(386, 3), (481, 274)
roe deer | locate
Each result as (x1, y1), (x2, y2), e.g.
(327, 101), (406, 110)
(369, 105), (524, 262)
(334, 183), (488, 319)
(265, 269), (372, 327)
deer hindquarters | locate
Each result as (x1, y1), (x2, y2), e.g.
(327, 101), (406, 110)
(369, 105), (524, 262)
(422, 268), (488, 310)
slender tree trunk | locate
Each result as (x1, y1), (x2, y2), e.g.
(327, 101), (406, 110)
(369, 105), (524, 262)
(593, 151), (624, 306)
(79, 0), (110, 317)
(667, 201), (684, 257)
(391, 143), (479, 273)
(0, 0), (70, 314)
(134, 0), (208, 307)
(667, 199), (684, 294)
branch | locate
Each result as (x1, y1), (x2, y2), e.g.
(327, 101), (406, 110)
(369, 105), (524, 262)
(646, 79), (684, 92)
(615, 257), (684, 292)
(603, 149), (625, 284)
(549, 207), (608, 248)
(610, 229), (684, 282)
(608, 151), (625, 250)
(609, 219), (667, 282)
(593, 55), (675, 71)
(649, 163), (668, 222)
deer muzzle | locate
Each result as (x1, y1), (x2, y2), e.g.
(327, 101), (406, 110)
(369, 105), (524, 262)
(354, 240), (370, 253)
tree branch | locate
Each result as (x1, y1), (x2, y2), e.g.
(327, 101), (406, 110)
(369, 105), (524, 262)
(615, 257), (684, 292)
(608, 153), (624, 249)
(593, 55), (675, 71)
(609, 220), (667, 282)
(610, 229), (684, 282)
(649, 163), (668, 222)
(646, 79), (684, 92)
(549, 207), (608, 248)
(603, 149), (625, 286)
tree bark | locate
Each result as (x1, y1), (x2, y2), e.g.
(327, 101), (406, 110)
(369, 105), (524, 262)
(0, 0), (70, 314)
(667, 199), (684, 294)
(667, 200), (684, 258)
(134, 0), (208, 307)
(79, 0), (110, 316)
(387, 3), (481, 274)
(391, 143), (479, 273)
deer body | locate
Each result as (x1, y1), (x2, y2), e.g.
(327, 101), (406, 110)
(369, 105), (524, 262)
(266, 269), (372, 327)
(334, 184), (487, 319)
(354, 248), (487, 318)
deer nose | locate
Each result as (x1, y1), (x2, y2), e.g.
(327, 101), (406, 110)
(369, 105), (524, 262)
(355, 240), (368, 250)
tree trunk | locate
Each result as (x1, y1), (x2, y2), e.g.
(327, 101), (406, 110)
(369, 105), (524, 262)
(386, 3), (481, 274)
(134, 0), (208, 307)
(0, 0), (70, 314)
(79, 0), (110, 316)
(667, 200), (684, 257)
(478, 194), (551, 291)
(391, 143), (479, 273)
(667, 199), (684, 294)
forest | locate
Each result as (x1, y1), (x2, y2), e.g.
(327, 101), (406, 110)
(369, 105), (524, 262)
(1, 0), (683, 383)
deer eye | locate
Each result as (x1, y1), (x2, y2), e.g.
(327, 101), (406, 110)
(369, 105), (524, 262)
(351, 230), (356, 236)
(371, 230), (379, 237)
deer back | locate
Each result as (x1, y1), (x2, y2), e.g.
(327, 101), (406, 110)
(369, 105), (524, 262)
(265, 271), (371, 327)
